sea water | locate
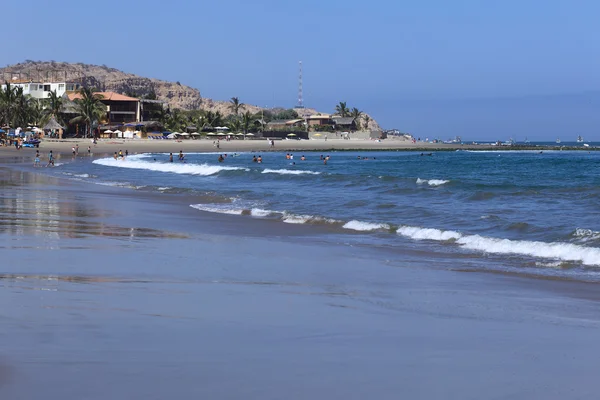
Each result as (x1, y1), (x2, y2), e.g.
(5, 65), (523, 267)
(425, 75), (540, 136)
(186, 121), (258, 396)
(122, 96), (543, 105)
(49, 150), (600, 279)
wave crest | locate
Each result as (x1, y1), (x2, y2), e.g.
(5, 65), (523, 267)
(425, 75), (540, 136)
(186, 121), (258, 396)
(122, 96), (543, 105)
(416, 178), (449, 186)
(343, 220), (390, 232)
(262, 169), (321, 175)
(397, 226), (600, 266)
(93, 158), (247, 176)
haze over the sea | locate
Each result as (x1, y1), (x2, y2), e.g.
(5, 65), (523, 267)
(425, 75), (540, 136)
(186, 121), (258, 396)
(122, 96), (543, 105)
(3, 0), (600, 141)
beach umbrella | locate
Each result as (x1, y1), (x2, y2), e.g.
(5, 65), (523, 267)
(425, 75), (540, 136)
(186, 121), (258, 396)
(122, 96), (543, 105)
(207, 132), (216, 136)
(191, 132), (200, 136)
(104, 129), (113, 133)
(167, 133), (177, 139)
(114, 130), (122, 134)
(236, 132), (244, 136)
(287, 133), (297, 137)
(217, 132), (226, 136)
(179, 132), (190, 136)
(245, 133), (255, 136)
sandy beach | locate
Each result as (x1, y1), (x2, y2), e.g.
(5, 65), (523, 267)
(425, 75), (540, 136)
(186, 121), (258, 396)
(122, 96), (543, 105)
(2, 147), (600, 399)
(1, 137), (490, 157)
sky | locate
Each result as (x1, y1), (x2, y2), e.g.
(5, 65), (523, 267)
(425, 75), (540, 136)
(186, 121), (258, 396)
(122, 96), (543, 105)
(3, 0), (600, 140)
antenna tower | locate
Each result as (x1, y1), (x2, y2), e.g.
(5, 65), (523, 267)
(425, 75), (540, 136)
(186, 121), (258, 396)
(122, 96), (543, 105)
(297, 61), (304, 108)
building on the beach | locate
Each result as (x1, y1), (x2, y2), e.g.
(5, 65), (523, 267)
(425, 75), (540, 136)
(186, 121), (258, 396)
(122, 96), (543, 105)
(266, 119), (305, 130)
(68, 92), (140, 124)
(306, 114), (333, 127)
(1, 79), (82, 99)
(332, 117), (357, 131)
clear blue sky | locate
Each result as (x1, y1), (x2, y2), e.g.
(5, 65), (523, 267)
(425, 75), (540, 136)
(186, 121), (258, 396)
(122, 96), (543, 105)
(4, 0), (600, 140)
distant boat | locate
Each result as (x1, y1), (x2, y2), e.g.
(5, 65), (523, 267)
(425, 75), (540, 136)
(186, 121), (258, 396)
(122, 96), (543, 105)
(556, 138), (561, 144)
(577, 135), (584, 143)
(524, 137), (530, 144)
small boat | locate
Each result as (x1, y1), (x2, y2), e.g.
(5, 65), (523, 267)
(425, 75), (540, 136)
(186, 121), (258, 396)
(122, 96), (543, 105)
(556, 138), (561, 144)
(524, 137), (530, 144)
(577, 135), (584, 143)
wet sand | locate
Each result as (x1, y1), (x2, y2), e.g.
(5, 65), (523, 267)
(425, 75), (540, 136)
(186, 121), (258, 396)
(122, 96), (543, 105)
(1, 163), (600, 399)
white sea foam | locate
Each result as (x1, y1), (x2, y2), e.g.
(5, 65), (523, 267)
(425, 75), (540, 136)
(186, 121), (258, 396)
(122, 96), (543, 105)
(189, 204), (244, 215)
(74, 173), (90, 178)
(397, 226), (600, 266)
(262, 169), (321, 175)
(281, 213), (337, 225)
(397, 226), (462, 241)
(93, 157), (248, 176)
(250, 208), (276, 218)
(282, 214), (313, 224)
(157, 187), (172, 191)
(573, 228), (600, 242)
(416, 178), (449, 186)
(343, 220), (390, 232)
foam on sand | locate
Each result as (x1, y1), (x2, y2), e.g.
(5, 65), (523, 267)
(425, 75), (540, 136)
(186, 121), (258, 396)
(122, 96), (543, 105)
(397, 225), (600, 266)
(93, 157), (248, 176)
(262, 169), (321, 175)
(343, 220), (390, 232)
(189, 204), (244, 215)
(416, 178), (449, 186)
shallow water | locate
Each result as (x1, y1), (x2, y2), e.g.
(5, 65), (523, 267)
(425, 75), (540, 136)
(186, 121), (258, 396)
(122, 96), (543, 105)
(38, 149), (600, 280)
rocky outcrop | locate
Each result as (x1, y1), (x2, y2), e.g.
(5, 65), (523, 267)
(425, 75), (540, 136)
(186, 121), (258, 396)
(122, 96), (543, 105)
(0, 61), (202, 110)
(0, 60), (380, 129)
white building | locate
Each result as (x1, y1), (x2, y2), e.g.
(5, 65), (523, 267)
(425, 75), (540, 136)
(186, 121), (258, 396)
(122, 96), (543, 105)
(1, 79), (81, 99)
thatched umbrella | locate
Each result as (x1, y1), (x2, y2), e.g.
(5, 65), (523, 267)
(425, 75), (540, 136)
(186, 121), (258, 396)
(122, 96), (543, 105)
(43, 117), (65, 139)
(43, 117), (64, 130)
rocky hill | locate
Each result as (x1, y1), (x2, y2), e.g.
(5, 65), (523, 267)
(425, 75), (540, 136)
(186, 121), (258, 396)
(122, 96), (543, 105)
(1, 61), (380, 130)
(1, 61), (202, 110)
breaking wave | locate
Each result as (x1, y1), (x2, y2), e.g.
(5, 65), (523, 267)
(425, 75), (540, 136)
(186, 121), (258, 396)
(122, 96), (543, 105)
(342, 220), (390, 232)
(397, 226), (600, 266)
(262, 169), (321, 175)
(93, 157), (248, 176)
(416, 178), (449, 186)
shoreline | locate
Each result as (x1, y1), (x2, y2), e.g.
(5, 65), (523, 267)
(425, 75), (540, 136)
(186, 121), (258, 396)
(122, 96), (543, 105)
(1, 138), (597, 159)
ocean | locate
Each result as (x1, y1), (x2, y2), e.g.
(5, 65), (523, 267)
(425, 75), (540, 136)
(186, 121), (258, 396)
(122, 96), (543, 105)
(45, 148), (600, 281)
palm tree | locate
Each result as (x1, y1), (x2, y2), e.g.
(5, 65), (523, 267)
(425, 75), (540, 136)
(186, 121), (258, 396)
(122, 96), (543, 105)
(335, 101), (349, 117)
(206, 111), (224, 128)
(196, 114), (209, 131)
(241, 111), (253, 134)
(44, 90), (64, 124)
(350, 107), (363, 130)
(0, 82), (18, 127)
(228, 97), (245, 116)
(166, 108), (187, 132)
(28, 98), (45, 127)
(70, 88), (106, 138)
(13, 87), (32, 128)
(228, 118), (242, 133)
(362, 115), (371, 131)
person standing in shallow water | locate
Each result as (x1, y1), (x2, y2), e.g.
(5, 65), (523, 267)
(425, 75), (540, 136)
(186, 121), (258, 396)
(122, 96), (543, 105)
(169, 153), (173, 162)
(179, 150), (184, 161)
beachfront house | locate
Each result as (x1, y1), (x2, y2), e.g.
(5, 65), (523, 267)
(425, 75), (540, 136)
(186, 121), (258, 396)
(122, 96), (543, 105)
(1, 79), (82, 99)
(266, 119), (305, 131)
(332, 116), (357, 131)
(68, 91), (140, 124)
